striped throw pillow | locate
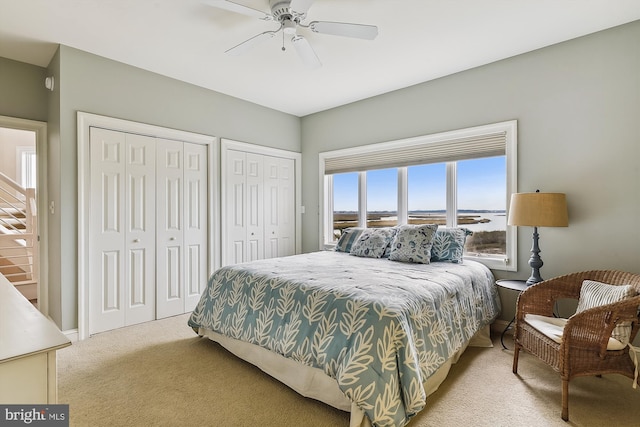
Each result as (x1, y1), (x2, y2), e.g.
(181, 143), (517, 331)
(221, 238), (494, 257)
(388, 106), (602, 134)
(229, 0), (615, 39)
(334, 228), (364, 253)
(576, 280), (637, 344)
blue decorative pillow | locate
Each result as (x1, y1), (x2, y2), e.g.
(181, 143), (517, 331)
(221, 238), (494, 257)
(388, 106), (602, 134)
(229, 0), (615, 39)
(431, 228), (472, 263)
(334, 228), (365, 253)
(350, 228), (396, 258)
(389, 224), (439, 264)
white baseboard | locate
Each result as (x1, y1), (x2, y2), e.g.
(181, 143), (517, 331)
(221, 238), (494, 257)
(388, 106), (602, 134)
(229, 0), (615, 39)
(63, 328), (79, 342)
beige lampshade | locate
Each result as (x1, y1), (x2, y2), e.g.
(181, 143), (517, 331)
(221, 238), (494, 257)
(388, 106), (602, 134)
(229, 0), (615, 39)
(508, 192), (568, 227)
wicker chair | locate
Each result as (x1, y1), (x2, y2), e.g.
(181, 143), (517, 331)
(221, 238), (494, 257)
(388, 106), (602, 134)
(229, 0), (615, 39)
(512, 270), (640, 421)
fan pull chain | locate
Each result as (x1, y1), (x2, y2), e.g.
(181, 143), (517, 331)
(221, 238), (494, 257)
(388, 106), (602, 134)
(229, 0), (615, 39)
(281, 31), (286, 51)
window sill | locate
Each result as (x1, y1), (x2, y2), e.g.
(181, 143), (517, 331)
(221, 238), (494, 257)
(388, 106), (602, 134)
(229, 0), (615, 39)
(464, 254), (515, 272)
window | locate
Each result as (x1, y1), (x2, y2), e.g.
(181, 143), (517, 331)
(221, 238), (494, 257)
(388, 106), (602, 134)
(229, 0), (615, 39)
(332, 172), (359, 240)
(366, 168), (397, 228)
(407, 163), (446, 226)
(457, 156), (506, 256)
(319, 121), (517, 271)
(18, 147), (36, 189)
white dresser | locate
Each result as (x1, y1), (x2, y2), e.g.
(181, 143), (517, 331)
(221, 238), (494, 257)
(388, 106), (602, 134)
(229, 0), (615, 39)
(0, 273), (71, 403)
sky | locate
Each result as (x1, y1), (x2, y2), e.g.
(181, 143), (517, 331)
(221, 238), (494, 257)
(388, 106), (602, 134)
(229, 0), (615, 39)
(333, 156), (506, 212)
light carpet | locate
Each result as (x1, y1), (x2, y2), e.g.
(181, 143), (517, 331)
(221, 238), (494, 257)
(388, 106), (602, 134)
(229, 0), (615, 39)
(58, 314), (640, 426)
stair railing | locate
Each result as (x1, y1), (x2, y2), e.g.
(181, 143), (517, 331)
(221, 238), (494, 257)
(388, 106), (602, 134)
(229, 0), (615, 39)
(0, 171), (38, 287)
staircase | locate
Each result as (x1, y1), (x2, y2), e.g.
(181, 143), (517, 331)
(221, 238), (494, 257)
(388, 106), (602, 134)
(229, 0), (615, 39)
(0, 171), (38, 303)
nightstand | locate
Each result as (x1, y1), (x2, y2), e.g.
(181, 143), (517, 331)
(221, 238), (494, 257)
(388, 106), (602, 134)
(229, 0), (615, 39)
(496, 279), (529, 349)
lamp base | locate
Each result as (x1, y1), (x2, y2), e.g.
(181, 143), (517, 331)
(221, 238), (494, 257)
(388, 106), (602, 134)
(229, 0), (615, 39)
(526, 275), (542, 286)
(526, 226), (544, 286)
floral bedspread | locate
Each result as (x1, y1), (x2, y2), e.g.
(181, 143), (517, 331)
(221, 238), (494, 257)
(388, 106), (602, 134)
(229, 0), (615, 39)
(188, 251), (500, 426)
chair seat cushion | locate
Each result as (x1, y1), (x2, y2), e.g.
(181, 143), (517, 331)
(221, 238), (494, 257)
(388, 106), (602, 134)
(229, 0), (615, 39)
(524, 314), (627, 351)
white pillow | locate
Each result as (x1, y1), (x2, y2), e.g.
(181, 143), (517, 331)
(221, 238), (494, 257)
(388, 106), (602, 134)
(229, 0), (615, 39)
(576, 280), (637, 344)
(525, 314), (626, 350)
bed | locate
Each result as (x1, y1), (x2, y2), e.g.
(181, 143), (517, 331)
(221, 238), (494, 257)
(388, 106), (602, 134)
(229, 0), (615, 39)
(188, 232), (500, 427)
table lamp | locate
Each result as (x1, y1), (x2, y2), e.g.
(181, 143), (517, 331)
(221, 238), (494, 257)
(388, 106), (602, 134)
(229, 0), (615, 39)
(508, 190), (568, 285)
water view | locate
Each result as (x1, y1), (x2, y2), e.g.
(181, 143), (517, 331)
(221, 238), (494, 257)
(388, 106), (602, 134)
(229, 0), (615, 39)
(333, 210), (507, 255)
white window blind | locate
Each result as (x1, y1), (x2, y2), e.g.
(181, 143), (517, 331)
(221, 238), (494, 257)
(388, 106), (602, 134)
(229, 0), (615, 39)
(323, 127), (508, 175)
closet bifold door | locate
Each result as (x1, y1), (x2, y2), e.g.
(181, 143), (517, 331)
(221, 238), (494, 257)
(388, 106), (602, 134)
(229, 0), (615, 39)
(156, 139), (208, 318)
(224, 149), (264, 265)
(183, 142), (208, 312)
(264, 156), (295, 259)
(89, 128), (156, 335)
(245, 152), (264, 262)
(224, 149), (247, 265)
(156, 139), (184, 319)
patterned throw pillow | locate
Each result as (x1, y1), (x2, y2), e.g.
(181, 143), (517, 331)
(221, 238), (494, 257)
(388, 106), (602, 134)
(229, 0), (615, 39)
(431, 228), (472, 263)
(350, 228), (396, 258)
(334, 228), (365, 253)
(576, 280), (637, 344)
(388, 224), (439, 264)
(381, 227), (398, 258)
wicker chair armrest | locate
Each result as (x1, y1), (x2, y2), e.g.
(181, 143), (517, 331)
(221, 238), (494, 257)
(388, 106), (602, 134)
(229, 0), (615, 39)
(515, 270), (640, 323)
(563, 295), (640, 356)
(516, 276), (582, 321)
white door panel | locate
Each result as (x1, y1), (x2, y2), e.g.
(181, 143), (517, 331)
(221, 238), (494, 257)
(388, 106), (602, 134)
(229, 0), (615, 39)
(246, 153), (263, 260)
(89, 128), (126, 334)
(263, 156), (295, 259)
(224, 150), (247, 266)
(124, 134), (156, 325)
(183, 143), (208, 311)
(278, 158), (295, 257)
(263, 156), (279, 259)
(156, 139), (184, 319)
(89, 128), (126, 333)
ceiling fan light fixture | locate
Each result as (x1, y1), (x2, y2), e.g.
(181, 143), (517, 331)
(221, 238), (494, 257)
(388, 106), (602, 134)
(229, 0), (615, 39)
(283, 17), (297, 35)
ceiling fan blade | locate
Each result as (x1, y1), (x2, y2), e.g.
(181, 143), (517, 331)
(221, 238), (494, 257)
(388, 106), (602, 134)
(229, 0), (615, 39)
(309, 21), (378, 40)
(291, 35), (321, 69)
(290, 0), (315, 15)
(203, 0), (271, 20)
(226, 31), (276, 55)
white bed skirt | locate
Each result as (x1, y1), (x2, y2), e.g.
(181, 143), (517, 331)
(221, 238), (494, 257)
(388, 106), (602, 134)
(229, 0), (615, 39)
(197, 325), (491, 427)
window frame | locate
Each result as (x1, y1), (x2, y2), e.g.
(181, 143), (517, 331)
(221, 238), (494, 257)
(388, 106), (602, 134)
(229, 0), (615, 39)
(318, 120), (517, 272)
(16, 146), (37, 189)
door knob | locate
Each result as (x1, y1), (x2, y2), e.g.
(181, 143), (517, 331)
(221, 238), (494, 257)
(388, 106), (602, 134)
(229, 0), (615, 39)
(170, 237), (175, 241)
(133, 239), (140, 243)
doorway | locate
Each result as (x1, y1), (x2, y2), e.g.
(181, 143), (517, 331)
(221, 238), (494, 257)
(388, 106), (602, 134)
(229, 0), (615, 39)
(0, 115), (48, 313)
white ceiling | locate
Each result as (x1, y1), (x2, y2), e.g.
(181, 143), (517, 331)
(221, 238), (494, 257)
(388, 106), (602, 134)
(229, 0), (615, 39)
(1, 0), (639, 117)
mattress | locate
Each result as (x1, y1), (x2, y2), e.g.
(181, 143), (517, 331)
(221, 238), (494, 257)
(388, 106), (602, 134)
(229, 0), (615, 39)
(188, 251), (500, 426)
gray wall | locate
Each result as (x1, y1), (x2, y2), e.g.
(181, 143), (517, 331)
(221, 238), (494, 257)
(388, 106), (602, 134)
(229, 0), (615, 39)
(300, 21), (640, 320)
(0, 57), (48, 121)
(42, 46), (300, 330)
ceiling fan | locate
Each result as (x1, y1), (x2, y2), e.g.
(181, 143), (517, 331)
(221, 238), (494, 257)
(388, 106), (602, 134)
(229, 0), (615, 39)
(203, 0), (379, 68)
